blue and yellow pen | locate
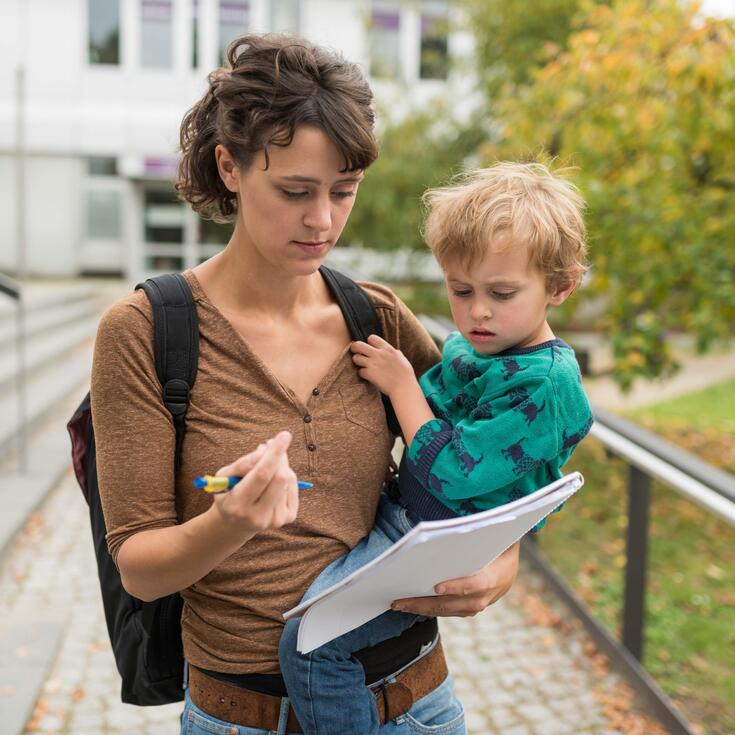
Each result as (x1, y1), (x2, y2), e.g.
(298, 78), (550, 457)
(194, 475), (313, 493)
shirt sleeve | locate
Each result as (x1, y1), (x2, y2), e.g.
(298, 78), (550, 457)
(90, 293), (178, 565)
(403, 376), (561, 501)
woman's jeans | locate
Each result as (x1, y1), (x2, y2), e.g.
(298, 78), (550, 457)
(181, 670), (466, 735)
(278, 493), (437, 735)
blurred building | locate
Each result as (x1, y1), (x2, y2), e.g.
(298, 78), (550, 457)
(0, 0), (473, 280)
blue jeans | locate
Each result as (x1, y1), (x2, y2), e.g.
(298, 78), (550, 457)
(181, 670), (465, 735)
(278, 493), (445, 735)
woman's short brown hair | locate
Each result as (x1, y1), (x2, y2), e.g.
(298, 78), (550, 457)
(176, 34), (379, 221)
(422, 162), (588, 292)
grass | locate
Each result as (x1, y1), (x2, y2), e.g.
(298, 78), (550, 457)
(627, 379), (735, 433)
(538, 379), (735, 735)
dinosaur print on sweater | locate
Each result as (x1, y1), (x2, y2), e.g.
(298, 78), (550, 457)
(402, 334), (593, 522)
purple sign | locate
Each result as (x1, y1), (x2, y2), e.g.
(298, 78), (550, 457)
(220, 0), (249, 25)
(372, 10), (399, 31)
(142, 0), (172, 22)
(144, 157), (178, 178)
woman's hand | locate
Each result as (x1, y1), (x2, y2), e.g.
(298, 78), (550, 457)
(390, 541), (520, 617)
(117, 431), (300, 601)
(351, 335), (417, 398)
(211, 430), (300, 534)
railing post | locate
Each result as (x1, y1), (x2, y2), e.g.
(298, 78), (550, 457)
(622, 465), (651, 660)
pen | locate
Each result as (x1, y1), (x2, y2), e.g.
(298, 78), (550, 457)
(194, 475), (313, 493)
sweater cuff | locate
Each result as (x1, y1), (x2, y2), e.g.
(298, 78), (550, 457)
(405, 419), (454, 487)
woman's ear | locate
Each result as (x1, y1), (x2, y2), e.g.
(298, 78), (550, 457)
(548, 280), (577, 307)
(215, 144), (240, 193)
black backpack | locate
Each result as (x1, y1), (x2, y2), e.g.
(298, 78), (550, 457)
(67, 267), (399, 706)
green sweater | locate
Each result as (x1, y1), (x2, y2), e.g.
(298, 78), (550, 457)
(398, 334), (593, 523)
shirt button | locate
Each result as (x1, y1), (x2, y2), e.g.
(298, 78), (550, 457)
(303, 415), (312, 423)
(312, 387), (320, 396)
(307, 442), (317, 452)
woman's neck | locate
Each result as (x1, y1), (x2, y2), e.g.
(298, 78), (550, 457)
(193, 238), (325, 319)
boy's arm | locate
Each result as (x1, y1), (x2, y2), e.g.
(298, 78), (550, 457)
(350, 335), (434, 446)
(405, 376), (561, 500)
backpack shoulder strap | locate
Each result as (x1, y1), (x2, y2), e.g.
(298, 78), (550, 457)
(319, 266), (401, 435)
(135, 273), (199, 469)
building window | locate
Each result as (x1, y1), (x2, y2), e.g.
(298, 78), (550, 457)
(219, 1), (250, 64)
(87, 191), (122, 239)
(270, 0), (300, 33)
(88, 156), (118, 176)
(143, 188), (186, 271)
(141, 0), (173, 69)
(144, 189), (184, 244)
(192, 0), (199, 68)
(88, 0), (120, 65)
(419, 12), (449, 80)
(369, 7), (401, 80)
(199, 217), (233, 245)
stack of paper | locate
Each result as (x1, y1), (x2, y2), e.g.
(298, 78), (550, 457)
(284, 472), (584, 653)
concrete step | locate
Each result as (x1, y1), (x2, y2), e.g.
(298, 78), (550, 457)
(0, 296), (101, 350)
(0, 315), (100, 395)
(0, 618), (65, 735)
(0, 284), (98, 319)
(0, 340), (93, 461)
(0, 385), (88, 558)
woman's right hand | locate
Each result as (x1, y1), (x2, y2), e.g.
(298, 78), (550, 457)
(210, 430), (300, 534)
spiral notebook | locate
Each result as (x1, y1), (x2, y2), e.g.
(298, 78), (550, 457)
(283, 472), (584, 653)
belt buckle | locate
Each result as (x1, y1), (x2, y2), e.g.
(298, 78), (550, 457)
(377, 679), (414, 721)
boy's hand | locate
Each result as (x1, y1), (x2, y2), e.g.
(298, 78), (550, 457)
(351, 335), (417, 397)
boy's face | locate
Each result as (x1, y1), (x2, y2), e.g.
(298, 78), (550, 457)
(444, 241), (569, 355)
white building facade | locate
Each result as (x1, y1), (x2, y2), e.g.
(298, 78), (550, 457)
(0, 0), (473, 280)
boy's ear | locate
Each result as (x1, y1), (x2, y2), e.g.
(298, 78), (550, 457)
(548, 280), (576, 307)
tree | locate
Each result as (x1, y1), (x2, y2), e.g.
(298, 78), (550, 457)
(464, 0), (610, 97)
(477, 0), (735, 388)
(341, 109), (484, 252)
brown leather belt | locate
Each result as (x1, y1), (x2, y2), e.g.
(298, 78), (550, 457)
(188, 640), (448, 733)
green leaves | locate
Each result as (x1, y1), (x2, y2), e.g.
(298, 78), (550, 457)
(342, 109), (485, 252)
(477, 0), (735, 388)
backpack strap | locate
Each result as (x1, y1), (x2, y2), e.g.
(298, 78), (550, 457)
(319, 266), (401, 436)
(135, 273), (199, 470)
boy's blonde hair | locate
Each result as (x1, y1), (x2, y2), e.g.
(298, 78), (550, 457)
(422, 162), (588, 292)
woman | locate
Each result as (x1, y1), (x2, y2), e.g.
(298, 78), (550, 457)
(91, 34), (520, 735)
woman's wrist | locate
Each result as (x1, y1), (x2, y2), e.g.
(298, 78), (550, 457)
(203, 501), (258, 546)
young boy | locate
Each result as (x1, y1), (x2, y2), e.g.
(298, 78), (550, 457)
(279, 162), (594, 734)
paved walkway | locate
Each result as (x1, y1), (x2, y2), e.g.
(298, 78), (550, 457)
(0, 472), (666, 735)
(584, 347), (735, 411)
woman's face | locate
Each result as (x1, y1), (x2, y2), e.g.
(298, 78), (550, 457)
(217, 126), (363, 276)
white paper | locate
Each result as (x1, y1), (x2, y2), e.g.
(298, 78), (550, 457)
(283, 472), (584, 653)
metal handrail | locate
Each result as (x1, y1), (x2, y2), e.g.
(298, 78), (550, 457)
(417, 313), (734, 735)
(0, 272), (21, 300)
(593, 407), (735, 506)
(0, 271), (27, 471)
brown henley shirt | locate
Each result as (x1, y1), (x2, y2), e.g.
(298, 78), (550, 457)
(91, 270), (441, 674)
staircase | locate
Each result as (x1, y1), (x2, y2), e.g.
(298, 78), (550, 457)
(0, 280), (125, 734)
(0, 280), (124, 556)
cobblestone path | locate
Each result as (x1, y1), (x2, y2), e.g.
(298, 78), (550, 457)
(1, 473), (655, 735)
